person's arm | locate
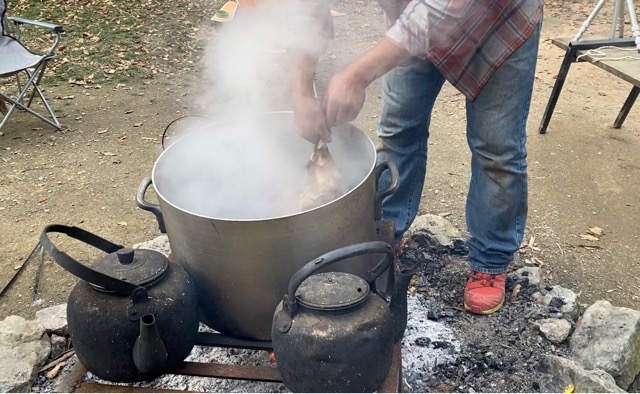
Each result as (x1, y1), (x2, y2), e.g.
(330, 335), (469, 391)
(322, 0), (485, 126)
(286, 0), (333, 143)
(323, 37), (410, 127)
(289, 51), (332, 143)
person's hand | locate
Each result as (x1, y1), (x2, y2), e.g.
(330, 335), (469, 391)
(293, 94), (332, 143)
(322, 68), (367, 127)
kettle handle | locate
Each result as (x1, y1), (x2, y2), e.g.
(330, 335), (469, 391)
(283, 241), (394, 318)
(40, 224), (147, 299)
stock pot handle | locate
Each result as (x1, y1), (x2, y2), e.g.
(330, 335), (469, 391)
(279, 241), (394, 327)
(39, 224), (146, 298)
(374, 161), (399, 221)
(136, 177), (166, 233)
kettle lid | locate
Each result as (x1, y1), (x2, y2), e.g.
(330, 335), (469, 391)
(89, 248), (168, 292)
(296, 272), (370, 311)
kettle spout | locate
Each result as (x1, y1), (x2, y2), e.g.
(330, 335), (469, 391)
(132, 314), (169, 374)
(389, 264), (417, 344)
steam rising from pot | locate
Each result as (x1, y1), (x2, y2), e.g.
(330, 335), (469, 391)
(200, 0), (327, 120)
(153, 2), (367, 220)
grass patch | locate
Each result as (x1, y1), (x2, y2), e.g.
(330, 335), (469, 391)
(4, 0), (221, 85)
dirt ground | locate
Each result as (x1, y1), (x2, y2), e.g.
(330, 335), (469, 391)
(1, 0), (640, 323)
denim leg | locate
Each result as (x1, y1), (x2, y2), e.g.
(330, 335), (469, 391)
(465, 23), (542, 274)
(376, 58), (446, 242)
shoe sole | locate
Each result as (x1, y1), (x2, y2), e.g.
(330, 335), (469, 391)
(464, 299), (505, 315)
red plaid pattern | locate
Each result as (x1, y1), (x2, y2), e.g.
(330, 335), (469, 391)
(386, 0), (544, 99)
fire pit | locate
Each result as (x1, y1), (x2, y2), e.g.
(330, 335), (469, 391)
(67, 220), (406, 393)
(42, 113), (409, 392)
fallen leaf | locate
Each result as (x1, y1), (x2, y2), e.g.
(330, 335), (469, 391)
(580, 234), (599, 242)
(510, 283), (521, 301)
(587, 226), (604, 237)
(531, 256), (545, 267)
(38, 196), (48, 203)
(564, 384), (575, 393)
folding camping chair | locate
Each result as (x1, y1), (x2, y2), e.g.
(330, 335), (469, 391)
(0, 0), (64, 132)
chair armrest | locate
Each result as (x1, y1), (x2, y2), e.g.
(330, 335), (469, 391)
(8, 17), (64, 33)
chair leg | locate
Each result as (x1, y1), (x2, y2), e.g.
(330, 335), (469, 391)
(0, 97), (7, 115)
(0, 63), (62, 131)
(613, 85), (639, 129)
(538, 48), (576, 134)
(25, 61), (49, 108)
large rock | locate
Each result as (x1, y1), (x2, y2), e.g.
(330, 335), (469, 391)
(35, 304), (68, 336)
(407, 214), (461, 246)
(570, 300), (640, 390)
(134, 234), (170, 256)
(540, 285), (578, 319)
(538, 355), (625, 393)
(0, 315), (51, 392)
(512, 266), (542, 286)
(533, 318), (572, 344)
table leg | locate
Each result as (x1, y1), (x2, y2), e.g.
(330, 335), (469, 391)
(539, 48), (576, 134)
(614, 85), (640, 129)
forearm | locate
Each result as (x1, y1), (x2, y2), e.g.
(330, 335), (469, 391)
(343, 37), (410, 89)
(289, 51), (319, 99)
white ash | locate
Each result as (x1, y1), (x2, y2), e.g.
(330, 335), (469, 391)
(401, 295), (461, 391)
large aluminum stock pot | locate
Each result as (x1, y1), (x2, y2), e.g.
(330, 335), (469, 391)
(137, 112), (398, 340)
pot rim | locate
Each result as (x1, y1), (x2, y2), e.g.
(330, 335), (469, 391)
(150, 111), (377, 222)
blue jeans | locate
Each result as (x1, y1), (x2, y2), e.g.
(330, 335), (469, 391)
(376, 24), (541, 274)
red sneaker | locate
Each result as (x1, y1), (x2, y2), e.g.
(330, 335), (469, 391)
(464, 271), (506, 315)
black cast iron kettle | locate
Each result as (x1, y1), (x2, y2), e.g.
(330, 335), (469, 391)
(40, 224), (200, 383)
(271, 241), (415, 393)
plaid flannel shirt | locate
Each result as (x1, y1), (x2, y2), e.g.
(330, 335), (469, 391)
(384, 0), (544, 99)
(289, 0), (543, 100)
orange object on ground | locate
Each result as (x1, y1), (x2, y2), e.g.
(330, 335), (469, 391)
(211, 0), (239, 22)
(463, 271), (506, 315)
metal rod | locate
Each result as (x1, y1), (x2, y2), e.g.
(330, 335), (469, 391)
(195, 332), (272, 350)
(538, 48), (576, 134)
(614, 85), (640, 128)
(574, 0), (608, 41)
(175, 361), (283, 382)
(610, 0), (624, 38)
(625, 0), (640, 51)
(32, 245), (45, 301)
(0, 242), (41, 297)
